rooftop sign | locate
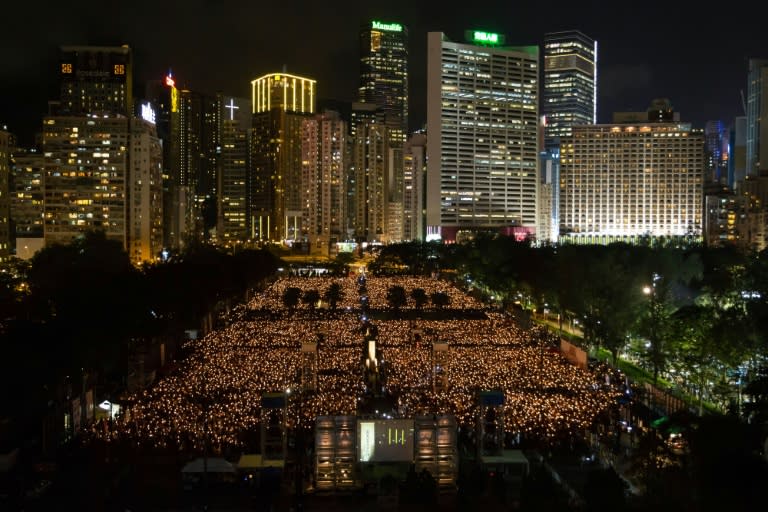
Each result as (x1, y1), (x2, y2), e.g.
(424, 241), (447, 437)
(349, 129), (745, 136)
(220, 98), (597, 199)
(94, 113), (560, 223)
(467, 30), (505, 46)
(372, 20), (403, 32)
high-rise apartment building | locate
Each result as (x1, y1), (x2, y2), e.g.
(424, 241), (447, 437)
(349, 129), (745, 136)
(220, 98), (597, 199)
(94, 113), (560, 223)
(58, 45), (133, 116)
(0, 127), (12, 262)
(559, 123), (705, 243)
(301, 110), (347, 256)
(41, 114), (163, 264)
(426, 30), (539, 243)
(403, 132), (426, 241)
(350, 103), (388, 243)
(249, 73), (316, 242)
(128, 111), (164, 263)
(746, 58), (768, 176)
(359, 20), (409, 242)
(542, 30), (597, 152)
(10, 148), (45, 259)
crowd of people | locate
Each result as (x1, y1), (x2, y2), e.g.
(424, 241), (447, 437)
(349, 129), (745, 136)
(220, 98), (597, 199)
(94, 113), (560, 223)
(82, 273), (624, 457)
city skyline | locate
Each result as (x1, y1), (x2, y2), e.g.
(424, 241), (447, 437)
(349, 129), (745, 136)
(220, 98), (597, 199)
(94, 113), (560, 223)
(3, 1), (768, 146)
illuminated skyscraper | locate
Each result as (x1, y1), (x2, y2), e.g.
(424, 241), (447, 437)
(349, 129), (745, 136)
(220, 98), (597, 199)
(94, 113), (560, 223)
(58, 45), (133, 116)
(539, 31), (596, 244)
(218, 97), (250, 244)
(167, 84), (222, 244)
(746, 58), (768, 176)
(704, 120), (729, 184)
(249, 72), (316, 242)
(559, 123), (704, 243)
(359, 20), (409, 233)
(426, 30), (539, 243)
(542, 31), (597, 152)
(359, 20), (408, 136)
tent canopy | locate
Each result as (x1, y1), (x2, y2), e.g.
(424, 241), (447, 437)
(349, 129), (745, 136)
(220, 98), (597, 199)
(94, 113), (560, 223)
(237, 454), (285, 470)
(181, 457), (236, 473)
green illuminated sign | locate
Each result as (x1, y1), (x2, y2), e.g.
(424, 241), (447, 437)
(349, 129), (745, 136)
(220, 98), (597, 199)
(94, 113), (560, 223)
(466, 30), (505, 46)
(473, 31), (500, 44)
(372, 20), (403, 32)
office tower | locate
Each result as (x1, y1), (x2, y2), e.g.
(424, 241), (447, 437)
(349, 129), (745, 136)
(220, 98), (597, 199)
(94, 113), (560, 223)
(359, 20), (409, 243)
(0, 127), (11, 262)
(249, 72), (316, 242)
(738, 172), (768, 251)
(300, 110), (347, 256)
(426, 30), (539, 243)
(730, 116), (747, 190)
(559, 123), (705, 243)
(402, 131), (426, 241)
(350, 102), (388, 243)
(41, 114), (163, 264)
(746, 58), (768, 176)
(359, 20), (408, 137)
(542, 30), (597, 152)
(704, 120), (729, 184)
(58, 45), (132, 116)
(10, 148), (45, 259)
(218, 97), (250, 244)
(167, 83), (222, 245)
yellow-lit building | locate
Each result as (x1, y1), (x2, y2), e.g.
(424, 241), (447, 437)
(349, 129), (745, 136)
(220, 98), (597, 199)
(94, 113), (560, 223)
(249, 73), (316, 242)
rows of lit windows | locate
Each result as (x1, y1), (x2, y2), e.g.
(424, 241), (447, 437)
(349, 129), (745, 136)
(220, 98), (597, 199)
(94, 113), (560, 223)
(560, 125), (703, 236)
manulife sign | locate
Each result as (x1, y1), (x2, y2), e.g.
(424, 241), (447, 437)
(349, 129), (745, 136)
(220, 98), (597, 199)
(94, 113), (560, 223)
(372, 20), (403, 32)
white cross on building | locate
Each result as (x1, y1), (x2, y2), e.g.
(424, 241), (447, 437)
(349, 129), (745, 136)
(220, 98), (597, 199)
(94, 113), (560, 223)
(225, 98), (239, 120)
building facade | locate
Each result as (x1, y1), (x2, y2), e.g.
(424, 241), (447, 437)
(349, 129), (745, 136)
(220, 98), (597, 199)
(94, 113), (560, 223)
(218, 97), (250, 244)
(359, 20), (409, 244)
(168, 85), (222, 245)
(0, 127), (11, 262)
(426, 30), (539, 243)
(249, 73), (316, 242)
(127, 115), (164, 263)
(704, 120), (729, 185)
(560, 123), (705, 243)
(301, 111), (347, 256)
(10, 149), (45, 259)
(542, 30), (597, 152)
(403, 131), (427, 241)
(58, 45), (133, 116)
(746, 58), (768, 176)
(41, 114), (163, 264)
(350, 108), (388, 243)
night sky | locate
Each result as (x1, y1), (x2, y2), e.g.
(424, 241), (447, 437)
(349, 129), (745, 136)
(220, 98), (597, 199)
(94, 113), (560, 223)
(2, 1), (767, 146)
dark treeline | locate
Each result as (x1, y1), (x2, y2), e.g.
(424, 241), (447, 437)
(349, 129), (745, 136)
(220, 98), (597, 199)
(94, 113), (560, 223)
(370, 236), (768, 420)
(371, 237), (768, 510)
(0, 232), (280, 433)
